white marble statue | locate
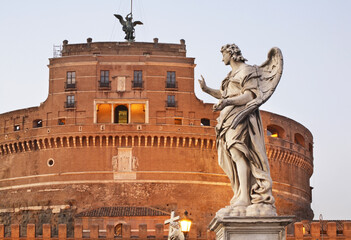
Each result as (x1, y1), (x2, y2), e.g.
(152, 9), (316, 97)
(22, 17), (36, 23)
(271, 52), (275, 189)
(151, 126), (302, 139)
(199, 43), (283, 217)
(165, 211), (185, 240)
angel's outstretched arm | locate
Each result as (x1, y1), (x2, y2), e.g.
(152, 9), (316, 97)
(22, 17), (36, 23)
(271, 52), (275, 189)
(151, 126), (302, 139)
(213, 90), (254, 111)
(198, 75), (221, 99)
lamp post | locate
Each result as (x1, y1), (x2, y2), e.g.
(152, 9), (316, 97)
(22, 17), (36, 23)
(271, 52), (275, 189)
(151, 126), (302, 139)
(179, 211), (192, 239)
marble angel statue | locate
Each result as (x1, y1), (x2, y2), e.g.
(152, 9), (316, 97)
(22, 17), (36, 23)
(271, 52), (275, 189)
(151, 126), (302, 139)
(198, 43), (283, 217)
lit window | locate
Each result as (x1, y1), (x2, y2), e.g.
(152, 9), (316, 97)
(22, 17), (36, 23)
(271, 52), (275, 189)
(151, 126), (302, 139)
(166, 71), (177, 88)
(99, 70), (110, 88)
(33, 119), (43, 128)
(166, 95), (176, 107)
(14, 125), (20, 131)
(267, 125), (284, 138)
(97, 104), (112, 123)
(66, 71), (76, 89)
(115, 105), (128, 123)
(133, 70), (143, 88)
(130, 104), (145, 123)
(267, 130), (278, 138)
(65, 95), (75, 108)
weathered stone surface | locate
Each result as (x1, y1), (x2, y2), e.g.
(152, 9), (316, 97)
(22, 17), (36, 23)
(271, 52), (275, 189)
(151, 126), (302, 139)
(209, 216), (293, 240)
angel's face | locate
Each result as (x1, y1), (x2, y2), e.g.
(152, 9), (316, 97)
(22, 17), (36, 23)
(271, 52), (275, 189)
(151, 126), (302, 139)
(222, 51), (231, 65)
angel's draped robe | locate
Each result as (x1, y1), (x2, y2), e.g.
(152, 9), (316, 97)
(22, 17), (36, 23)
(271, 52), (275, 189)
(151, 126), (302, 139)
(216, 65), (275, 206)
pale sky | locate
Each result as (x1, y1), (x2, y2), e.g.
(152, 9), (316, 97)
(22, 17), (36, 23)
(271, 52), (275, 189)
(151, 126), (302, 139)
(1, 0), (350, 220)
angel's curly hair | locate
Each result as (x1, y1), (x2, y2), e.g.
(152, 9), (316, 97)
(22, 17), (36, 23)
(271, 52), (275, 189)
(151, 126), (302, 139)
(220, 44), (247, 62)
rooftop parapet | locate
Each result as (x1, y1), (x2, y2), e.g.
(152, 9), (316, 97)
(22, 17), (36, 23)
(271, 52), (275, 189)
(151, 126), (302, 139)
(60, 38), (187, 57)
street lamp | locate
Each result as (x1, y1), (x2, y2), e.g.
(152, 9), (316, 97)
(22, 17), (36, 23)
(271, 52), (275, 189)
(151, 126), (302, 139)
(179, 211), (192, 239)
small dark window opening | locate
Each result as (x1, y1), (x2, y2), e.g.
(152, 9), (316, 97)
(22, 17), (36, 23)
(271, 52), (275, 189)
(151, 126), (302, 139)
(166, 71), (177, 88)
(14, 125), (20, 131)
(33, 119), (43, 128)
(309, 143), (313, 152)
(115, 105), (128, 123)
(58, 118), (66, 125)
(201, 118), (210, 126)
(133, 70), (143, 88)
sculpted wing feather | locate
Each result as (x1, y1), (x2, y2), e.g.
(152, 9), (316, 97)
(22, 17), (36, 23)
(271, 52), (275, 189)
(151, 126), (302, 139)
(114, 14), (125, 25)
(133, 21), (143, 26)
(231, 47), (283, 129)
(257, 47), (283, 104)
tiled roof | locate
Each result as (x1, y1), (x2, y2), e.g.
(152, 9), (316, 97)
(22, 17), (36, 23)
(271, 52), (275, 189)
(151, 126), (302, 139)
(76, 206), (169, 218)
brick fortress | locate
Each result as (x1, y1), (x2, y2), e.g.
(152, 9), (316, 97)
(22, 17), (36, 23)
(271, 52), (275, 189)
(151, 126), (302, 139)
(0, 38), (314, 237)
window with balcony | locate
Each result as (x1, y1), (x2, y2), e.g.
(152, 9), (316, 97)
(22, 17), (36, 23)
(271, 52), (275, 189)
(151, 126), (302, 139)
(166, 71), (177, 89)
(99, 70), (110, 88)
(166, 95), (176, 108)
(65, 71), (76, 89)
(133, 70), (143, 88)
(65, 95), (75, 108)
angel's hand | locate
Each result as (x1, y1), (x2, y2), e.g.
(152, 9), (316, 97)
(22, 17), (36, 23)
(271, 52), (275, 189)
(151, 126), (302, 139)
(198, 75), (207, 91)
(213, 99), (228, 112)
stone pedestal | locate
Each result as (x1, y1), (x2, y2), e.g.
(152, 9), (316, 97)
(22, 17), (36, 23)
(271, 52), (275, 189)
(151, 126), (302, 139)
(209, 216), (294, 240)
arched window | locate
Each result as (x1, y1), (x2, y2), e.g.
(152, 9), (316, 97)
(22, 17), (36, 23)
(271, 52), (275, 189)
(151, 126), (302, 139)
(114, 223), (122, 237)
(267, 125), (285, 138)
(115, 105), (128, 123)
(294, 133), (305, 147)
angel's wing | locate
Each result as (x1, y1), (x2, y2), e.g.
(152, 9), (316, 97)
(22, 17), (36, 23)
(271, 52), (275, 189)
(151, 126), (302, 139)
(230, 47), (283, 129)
(114, 14), (125, 25)
(133, 21), (143, 26)
(257, 47), (283, 104)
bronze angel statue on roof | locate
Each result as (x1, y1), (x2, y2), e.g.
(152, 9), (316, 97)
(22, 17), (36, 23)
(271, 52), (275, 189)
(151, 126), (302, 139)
(114, 13), (143, 42)
(198, 44), (283, 217)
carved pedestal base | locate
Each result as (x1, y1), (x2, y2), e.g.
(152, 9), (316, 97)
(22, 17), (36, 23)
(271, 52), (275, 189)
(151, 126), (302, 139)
(209, 216), (294, 240)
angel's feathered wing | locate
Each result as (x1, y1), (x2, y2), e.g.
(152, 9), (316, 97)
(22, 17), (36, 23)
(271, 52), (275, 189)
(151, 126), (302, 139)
(230, 47), (283, 129)
(256, 47), (283, 105)
(114, 14), (125, 25)
(133, 21), (143, 26)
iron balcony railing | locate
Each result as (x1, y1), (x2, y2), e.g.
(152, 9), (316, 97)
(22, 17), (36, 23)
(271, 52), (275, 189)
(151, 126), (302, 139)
(165, 81), (178, 89)
(99, 80), (111, 89)
(165, 100), (177, 108)
(65, 101), (76, 109)
(65, 82), (77, 90)
(132, 80), (143, 88)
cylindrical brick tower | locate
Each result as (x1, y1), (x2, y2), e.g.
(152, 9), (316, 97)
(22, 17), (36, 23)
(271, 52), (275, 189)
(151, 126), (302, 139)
(0, 39), (313, 236)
